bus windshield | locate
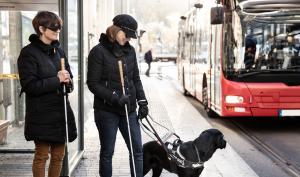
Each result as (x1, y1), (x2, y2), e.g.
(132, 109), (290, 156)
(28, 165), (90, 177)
(224, 2), (300, 77)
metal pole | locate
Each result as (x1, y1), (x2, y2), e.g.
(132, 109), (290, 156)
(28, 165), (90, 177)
(118, 60), (137, 177)
(60, 58), (70, 177)
(58, 1), (70, 175)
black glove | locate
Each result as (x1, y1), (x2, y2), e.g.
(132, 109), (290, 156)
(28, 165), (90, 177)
(65, 78), (74, 93)
(111, 92), (130, 107)
(119, 95), (130, 107)
(138, 100), (149, 119)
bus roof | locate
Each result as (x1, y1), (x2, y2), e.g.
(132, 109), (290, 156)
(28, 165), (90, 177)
(237, 0), (300, 10)
(237, 0), (300, 20)
(237, 0), (299, 3)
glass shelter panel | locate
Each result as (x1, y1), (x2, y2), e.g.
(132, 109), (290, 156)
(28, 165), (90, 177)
(0, 10), (38, 150)
(0, 1), (81, 159)
(67, 0), (80, 161)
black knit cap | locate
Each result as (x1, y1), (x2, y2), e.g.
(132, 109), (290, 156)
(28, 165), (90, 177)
(113, 14), (138, 39)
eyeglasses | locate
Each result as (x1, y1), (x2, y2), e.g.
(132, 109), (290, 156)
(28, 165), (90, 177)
(45, 23), (62, 32)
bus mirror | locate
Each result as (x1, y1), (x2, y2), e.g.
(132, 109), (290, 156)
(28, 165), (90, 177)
(211, 7), (224, 25)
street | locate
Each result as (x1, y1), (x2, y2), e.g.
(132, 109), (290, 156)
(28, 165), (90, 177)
(0, 62), (299, 177)
(146, 61), (300, 177)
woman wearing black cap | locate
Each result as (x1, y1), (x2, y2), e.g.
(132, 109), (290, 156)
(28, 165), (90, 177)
(87, 14), (148, 177)
(17, 11), (77, 177)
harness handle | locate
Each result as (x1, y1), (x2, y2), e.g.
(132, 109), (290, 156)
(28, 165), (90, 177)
(144, 117), (169, 152)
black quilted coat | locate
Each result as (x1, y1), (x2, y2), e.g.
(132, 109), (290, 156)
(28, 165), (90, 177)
(17, 34), (77, 143)
(87, 33), (146, 115)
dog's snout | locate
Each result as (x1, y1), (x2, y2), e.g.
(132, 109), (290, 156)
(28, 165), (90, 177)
(220, 139), (226, 149)
(217, 136), (226, 149)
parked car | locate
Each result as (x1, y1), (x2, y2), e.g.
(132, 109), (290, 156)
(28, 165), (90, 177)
(153, 53), (177, 63)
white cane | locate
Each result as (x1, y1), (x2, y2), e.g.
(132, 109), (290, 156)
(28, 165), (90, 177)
(61, 58), (70, 176)
(118, 60), (137, 177)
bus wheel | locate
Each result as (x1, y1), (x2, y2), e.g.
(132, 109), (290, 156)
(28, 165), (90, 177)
(183, 88), (189, 96)
(202, 86), (215, 118)
(182, 73), (189, 96)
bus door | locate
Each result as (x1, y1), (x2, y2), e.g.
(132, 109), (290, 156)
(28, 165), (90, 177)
(210, 24), (222, 112)
(182, 15), (190, 92)
(190, 11), (197, 96)
(183, 13), (193, 94)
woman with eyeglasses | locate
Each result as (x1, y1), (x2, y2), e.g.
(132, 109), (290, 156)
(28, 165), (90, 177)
(17, 11), (77, 177)
(87, 14), (149, 177)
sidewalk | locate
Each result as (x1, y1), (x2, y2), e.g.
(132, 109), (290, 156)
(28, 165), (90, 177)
(72, 74), (259, 177)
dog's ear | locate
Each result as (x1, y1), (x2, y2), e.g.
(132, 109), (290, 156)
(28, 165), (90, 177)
(217, 135), (226, 149)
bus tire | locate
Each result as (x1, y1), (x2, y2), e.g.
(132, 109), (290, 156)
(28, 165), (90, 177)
(182, 72), (189, 96)
(202, 85), (215, 118)
(184, 90), (189, 96)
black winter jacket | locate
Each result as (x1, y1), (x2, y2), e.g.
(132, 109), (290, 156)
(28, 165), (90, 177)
(17, 34), (77, 143)
(87, 34), (147, 115)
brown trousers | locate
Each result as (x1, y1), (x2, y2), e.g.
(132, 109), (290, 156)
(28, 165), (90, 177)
(32, 141), (65, 177)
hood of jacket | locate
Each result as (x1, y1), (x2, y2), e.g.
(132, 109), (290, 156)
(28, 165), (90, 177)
(99, 33), (131, 58)
(29, 34), (60, 56)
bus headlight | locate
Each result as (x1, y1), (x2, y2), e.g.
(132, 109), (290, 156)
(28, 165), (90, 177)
(225, 96), (244, 104)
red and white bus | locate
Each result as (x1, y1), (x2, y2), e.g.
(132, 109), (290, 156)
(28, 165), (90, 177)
(177, 0), (300, 117)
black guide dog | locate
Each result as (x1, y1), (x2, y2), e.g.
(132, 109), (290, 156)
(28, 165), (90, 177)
(143, 129), (227, 177)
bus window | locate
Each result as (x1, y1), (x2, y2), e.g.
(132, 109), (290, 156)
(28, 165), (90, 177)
(230, 22), (300, 71)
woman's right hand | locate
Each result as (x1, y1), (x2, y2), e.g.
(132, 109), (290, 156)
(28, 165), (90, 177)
(57, 70), (70, 83)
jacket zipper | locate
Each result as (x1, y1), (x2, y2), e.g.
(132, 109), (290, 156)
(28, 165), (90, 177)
(104, 81), (108, 104)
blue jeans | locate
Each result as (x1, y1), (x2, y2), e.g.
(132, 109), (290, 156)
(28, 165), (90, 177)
(94, 110), (143, 177)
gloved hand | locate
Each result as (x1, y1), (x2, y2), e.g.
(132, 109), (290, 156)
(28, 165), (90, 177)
(111, 92), (130, 107)
(138, 100), (149, 119)
(65, 78), (74, 93)
(118, 95), (130, 107)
